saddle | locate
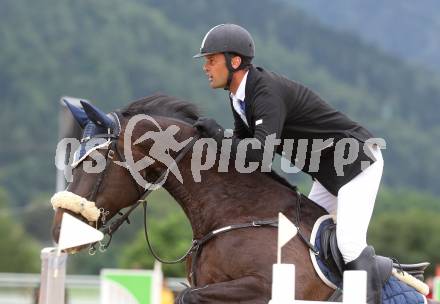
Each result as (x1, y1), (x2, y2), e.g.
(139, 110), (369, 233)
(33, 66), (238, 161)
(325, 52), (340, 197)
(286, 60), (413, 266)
(319, 223), (430, 283)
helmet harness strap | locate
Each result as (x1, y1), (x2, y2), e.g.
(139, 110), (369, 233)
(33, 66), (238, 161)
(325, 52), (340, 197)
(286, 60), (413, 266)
(223, 52), (235, 91)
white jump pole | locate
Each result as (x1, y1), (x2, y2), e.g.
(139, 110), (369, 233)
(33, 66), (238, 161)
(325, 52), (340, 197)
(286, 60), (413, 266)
(342, 270), (367, 304)
(269, 213), (367, 304)
(270, 266), (367, 304)
(38, 212), (104, 304)
(38, 247), (68, 304)
(269, 213), (298, 304)
(269, 264), (296, 304)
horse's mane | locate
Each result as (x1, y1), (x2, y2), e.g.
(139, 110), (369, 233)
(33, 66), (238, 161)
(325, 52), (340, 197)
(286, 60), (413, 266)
(120, 93), (299, 194)
(120, 93), (199, 124)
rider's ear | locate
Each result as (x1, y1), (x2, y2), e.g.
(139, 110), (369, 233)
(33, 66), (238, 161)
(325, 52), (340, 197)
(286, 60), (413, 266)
(231, 55), (242, 70)
(63, 99), (89, 128)
(80, 100), (114, 129)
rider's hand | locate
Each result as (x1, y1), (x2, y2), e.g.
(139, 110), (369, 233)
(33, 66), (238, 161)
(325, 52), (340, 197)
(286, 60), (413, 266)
(193, 117), (224, 143)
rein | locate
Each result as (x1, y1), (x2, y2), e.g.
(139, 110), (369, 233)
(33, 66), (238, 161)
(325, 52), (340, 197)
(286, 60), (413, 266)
(82, 120), (318, 287)
(90, 131), (319, 287)
(89, 133), (201, 254)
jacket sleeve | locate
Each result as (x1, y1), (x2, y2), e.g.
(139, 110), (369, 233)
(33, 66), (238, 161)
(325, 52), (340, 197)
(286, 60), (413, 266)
(231, 88), (286, 162)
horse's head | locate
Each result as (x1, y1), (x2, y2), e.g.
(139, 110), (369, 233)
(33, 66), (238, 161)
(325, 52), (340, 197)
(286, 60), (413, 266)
(51, 95), (199, 253)
(51, 100), (144, 253)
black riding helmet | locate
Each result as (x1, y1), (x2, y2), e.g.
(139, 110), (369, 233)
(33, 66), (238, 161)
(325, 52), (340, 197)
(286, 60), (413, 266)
(194, 24), (255, 90)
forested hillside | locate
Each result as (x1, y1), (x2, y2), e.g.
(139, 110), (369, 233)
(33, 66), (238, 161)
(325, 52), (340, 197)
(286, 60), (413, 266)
(1, 0), (440, 206)
(293, 0), (440, 72)
(1, 0), (440, 274)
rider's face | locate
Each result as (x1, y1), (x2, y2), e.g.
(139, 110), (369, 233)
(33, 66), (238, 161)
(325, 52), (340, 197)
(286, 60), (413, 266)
(203, 53), (228, 89)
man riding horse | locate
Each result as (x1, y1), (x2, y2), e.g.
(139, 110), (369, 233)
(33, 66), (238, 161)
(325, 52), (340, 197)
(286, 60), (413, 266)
(193, 24), (384, 304)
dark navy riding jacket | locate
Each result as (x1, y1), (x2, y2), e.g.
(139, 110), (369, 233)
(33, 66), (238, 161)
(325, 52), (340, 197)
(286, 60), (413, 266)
(230, 66), (376, 196)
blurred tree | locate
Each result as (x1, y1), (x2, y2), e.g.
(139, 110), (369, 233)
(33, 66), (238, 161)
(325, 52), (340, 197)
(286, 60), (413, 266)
(2, 0), (440, 275)
(375, 187), (440, 214)
(2, 0), (440, 207)
(369, 209), (440, 276)
(21, 193), (53, 244)
(0, 188), (40, 272)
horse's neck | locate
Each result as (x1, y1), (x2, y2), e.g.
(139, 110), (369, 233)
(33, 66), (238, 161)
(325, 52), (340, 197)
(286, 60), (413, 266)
(163, 157), (306, 238)
(148, 120), (325, 238)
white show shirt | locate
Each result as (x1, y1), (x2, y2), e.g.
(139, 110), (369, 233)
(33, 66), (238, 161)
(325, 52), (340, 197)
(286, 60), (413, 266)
(229, 71), (249, 126)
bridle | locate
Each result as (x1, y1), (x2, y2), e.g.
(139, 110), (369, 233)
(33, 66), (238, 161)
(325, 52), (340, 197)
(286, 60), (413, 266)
(70, 113), (317, 288)
(76, 113), (201, 255)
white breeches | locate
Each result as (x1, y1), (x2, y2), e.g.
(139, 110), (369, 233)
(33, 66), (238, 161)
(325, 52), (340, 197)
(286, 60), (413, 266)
(308, 144), (384, 263)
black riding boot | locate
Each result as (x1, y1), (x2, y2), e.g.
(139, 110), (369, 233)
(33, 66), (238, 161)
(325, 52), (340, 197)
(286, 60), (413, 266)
(345, 246), (382, 304)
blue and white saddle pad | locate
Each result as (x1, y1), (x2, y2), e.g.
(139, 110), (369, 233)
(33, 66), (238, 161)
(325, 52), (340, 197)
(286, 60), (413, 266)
(309, 215), (427, 304)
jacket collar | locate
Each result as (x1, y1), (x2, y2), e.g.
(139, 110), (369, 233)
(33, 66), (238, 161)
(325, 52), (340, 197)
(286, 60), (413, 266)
(229, 70), (249, 102)
(244, 65), (259, 102)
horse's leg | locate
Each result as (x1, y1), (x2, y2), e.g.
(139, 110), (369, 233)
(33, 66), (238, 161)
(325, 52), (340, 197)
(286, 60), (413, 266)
(175, 275), (270, 304)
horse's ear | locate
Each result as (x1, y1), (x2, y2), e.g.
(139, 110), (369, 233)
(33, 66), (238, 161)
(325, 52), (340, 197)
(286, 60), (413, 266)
(80, 100), (113, 129)
(63, 98), (89, 128)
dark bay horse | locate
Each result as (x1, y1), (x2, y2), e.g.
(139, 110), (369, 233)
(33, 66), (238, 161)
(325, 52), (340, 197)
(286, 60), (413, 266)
(51, 94), (430, 303)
